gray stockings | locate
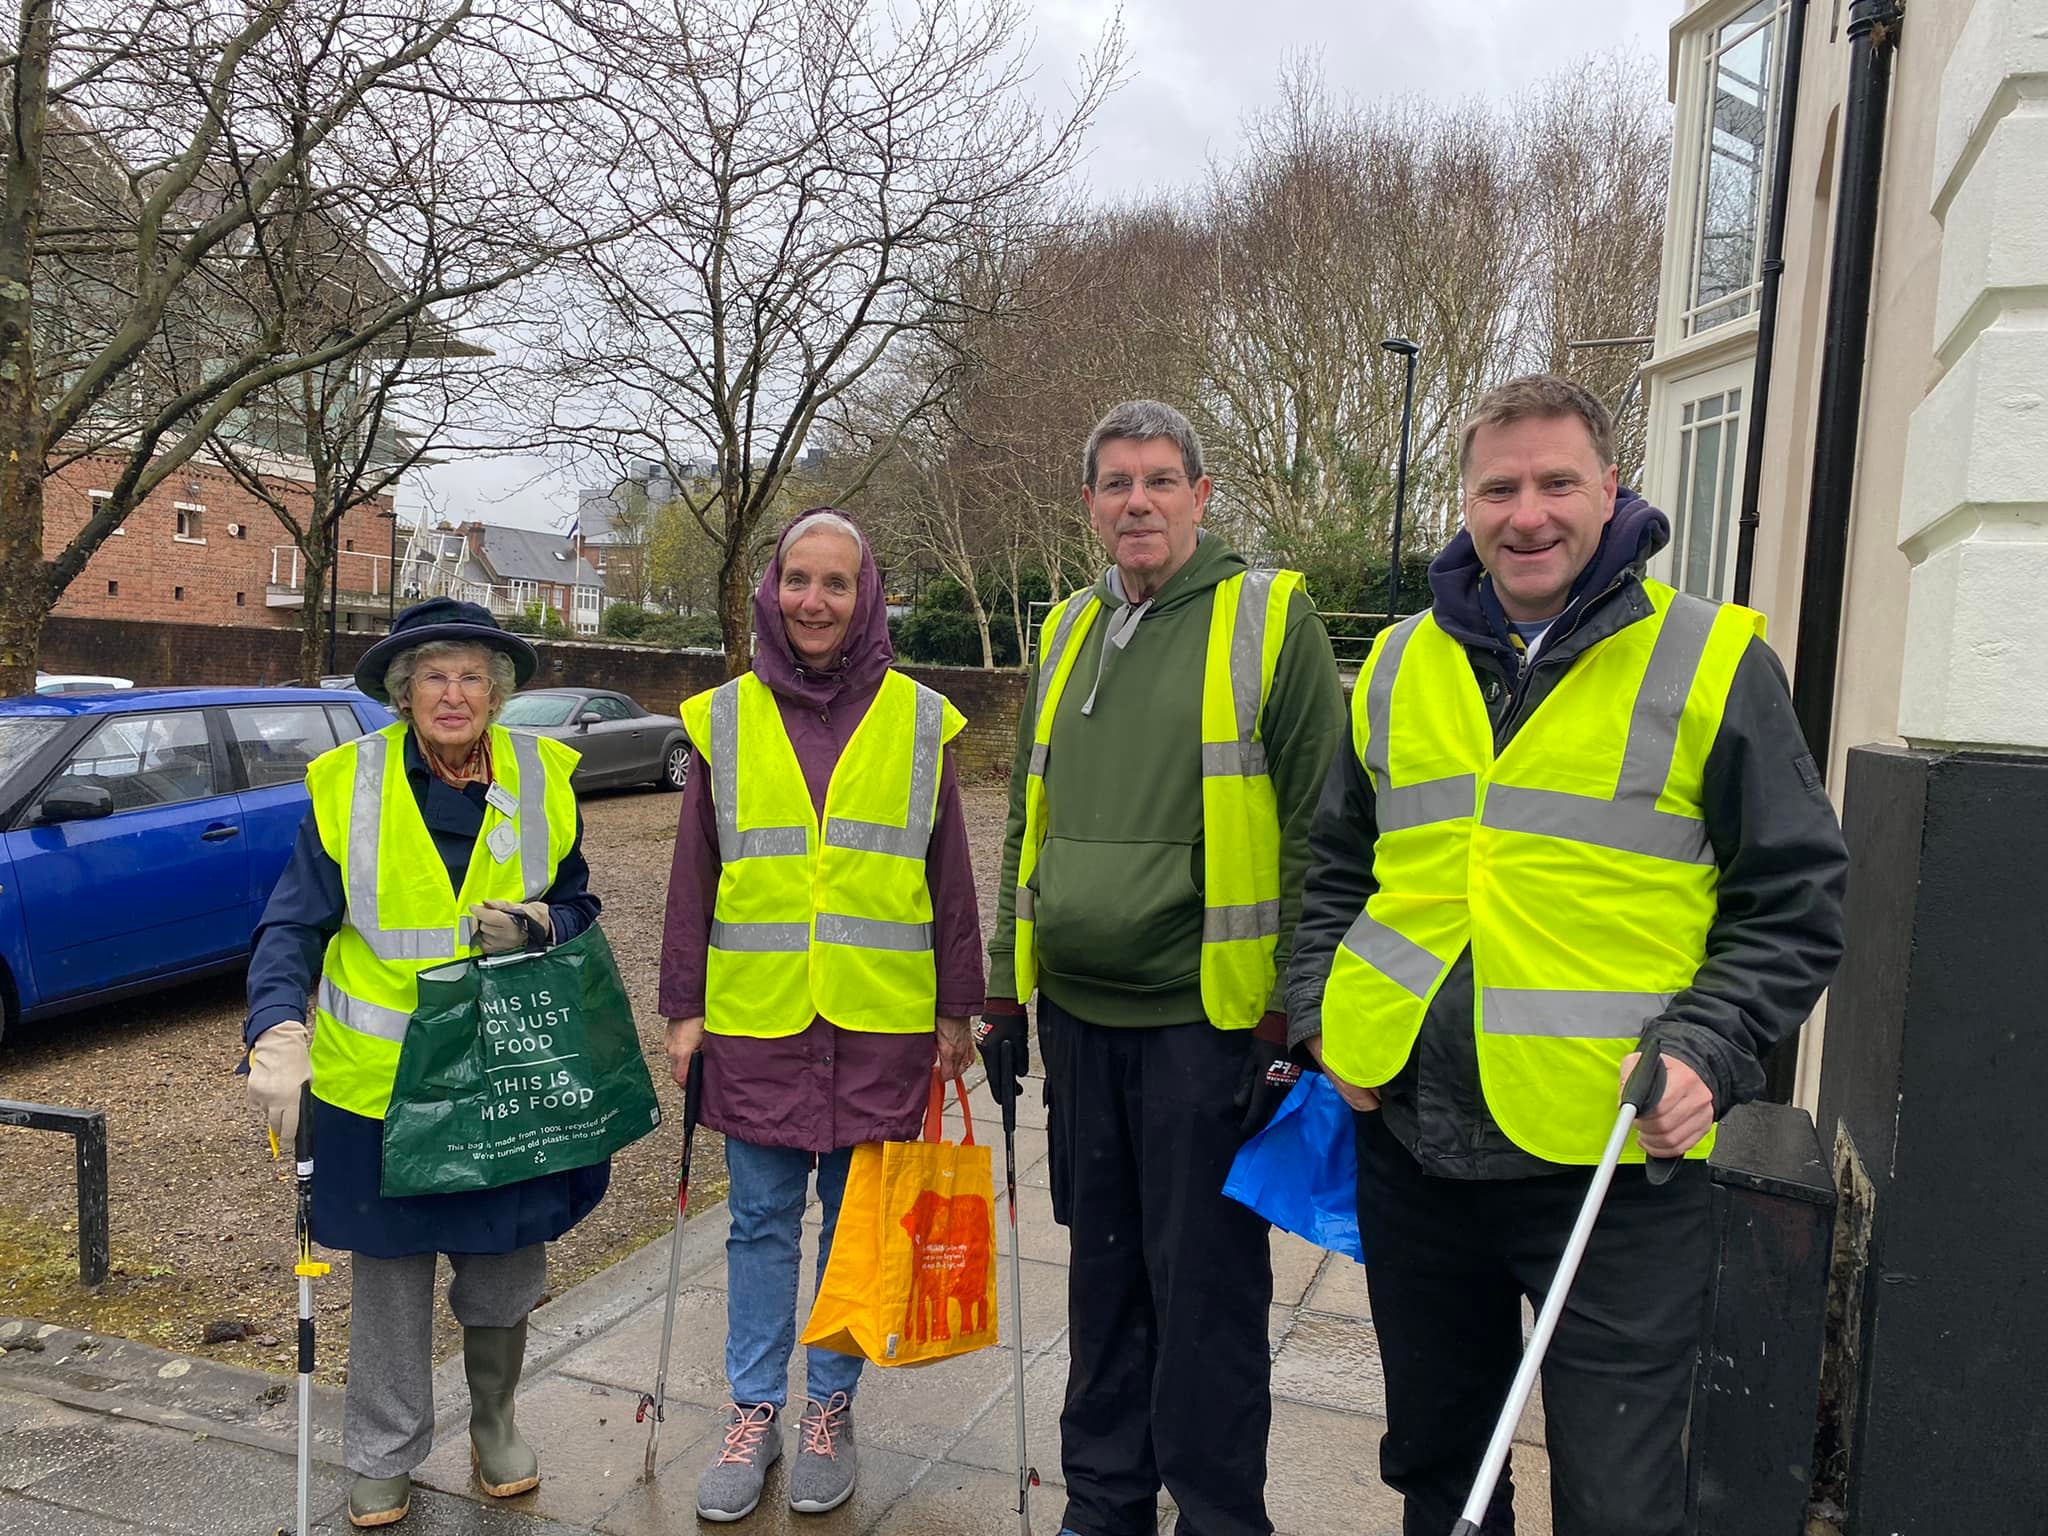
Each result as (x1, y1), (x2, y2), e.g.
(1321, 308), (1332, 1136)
(343, 1245), (546, 1478)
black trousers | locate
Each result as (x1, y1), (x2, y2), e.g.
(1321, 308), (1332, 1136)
(1040, 996), (1274, 1536)
(1355, 1111), (1711, 1536)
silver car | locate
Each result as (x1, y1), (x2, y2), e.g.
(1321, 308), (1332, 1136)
(498, 687), (689, 792)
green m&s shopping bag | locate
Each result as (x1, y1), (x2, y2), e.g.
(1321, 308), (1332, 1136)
(379, 922), (662, 1196)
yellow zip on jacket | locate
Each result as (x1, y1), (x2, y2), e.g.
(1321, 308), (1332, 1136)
(1014, 569), (1303, 1030)
(306, 722), (581, 1120)
(679, 670), (965, 1039)
(1319, 580), (1765, 1165)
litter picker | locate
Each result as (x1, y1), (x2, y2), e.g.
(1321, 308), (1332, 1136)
(1450, 1038), (1675, 1536)
(280, 1080), (329, 1536)
(997, 1039), (1041, 1535)
(636, 1050), (705, 1479)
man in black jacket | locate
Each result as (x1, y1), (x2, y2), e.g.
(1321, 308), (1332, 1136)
(1285, 375), (1847, 1536)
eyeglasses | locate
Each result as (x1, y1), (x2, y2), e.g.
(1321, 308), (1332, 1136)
(1092, 473), (1189, 503)
(416, 671), (491, 696)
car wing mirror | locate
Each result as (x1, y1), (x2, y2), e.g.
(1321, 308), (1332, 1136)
(39, 780), (114, 824)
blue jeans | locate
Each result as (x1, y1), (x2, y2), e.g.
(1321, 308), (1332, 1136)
(724, 1136), (863, 1410)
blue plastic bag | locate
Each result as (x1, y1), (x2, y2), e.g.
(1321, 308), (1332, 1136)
(1223, 1072), (1365, 1263)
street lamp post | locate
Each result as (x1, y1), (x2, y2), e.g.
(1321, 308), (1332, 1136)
(379, 508), (400, 626)
(1380, 337), (1420, 624)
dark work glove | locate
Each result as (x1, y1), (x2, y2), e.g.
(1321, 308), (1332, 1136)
(1234, 1013), (1302, 1137)
(975, 1009), (1030, 1111)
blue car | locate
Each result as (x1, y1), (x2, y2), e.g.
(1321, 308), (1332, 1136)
(0, 686), (394, 1043)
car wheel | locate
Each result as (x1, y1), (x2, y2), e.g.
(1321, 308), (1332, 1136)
(660, 739), (688, 791)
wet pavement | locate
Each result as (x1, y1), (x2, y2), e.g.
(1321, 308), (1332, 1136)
(0, 1072), (1553, 1534)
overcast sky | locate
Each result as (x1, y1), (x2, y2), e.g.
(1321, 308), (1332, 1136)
(408, 0), (1680, 535)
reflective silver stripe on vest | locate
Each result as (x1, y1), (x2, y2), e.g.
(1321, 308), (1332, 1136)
(1362, 614), (1430, 791)
(1615, 594), (1717, 804)
(509, 730), (550, 899)
(1339, 909), (1443, 998)
(316, 975), (412, 1043)
(824, 683), (945, 859)
(1015, 887), (1035, 922)
(1201, 740), (1270, 777)
(1483, 987), (1674, 1039)
(710, 920), (811, 952)
(1377, 773), (1476, 833)
(346, 733), (471, 962)
(710, 679), (808, 862)
(1029, 595), (1093, 770)
(1203, 899), (1280, 942)
(1484, 784), (1713, 864)
(815, 912), (934, 952)
(1228, 569), (1278, 746)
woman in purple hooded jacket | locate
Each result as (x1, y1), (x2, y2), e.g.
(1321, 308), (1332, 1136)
(658, 509), (983, 1523)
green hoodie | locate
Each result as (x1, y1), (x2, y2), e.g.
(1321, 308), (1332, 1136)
(988, 535), (1346, 1026)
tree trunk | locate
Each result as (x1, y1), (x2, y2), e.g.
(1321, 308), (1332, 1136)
(971, 588), (994, 670)
(0, 1), (55, 697)
(718, 546), (753, 678)
(299, 557), (329, 686)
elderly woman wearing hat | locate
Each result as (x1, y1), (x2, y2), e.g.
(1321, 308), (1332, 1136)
(243, 598), (604, 1528)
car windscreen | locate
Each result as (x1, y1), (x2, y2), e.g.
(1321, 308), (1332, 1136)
(0, 718), (66, 794)
(497, 694), (578, 728)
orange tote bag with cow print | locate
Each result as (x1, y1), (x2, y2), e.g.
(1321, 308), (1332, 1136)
(801, 1073), (999, 1367)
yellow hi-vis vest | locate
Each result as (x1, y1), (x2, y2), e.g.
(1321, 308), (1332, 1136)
(306, 722), (580, 1120)
(1319, 579), (1765, 1164)
(679, 669), (966, 1039)
(1014, 569), (1303, 1030)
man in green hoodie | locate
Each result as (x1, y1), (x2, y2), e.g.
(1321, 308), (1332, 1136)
(976, 400), (1345, 1536)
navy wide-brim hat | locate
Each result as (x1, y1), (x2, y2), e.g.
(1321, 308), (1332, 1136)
(353, 597), (539, 703)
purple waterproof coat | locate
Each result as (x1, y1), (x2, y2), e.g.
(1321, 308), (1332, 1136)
(657, 512), (984, 1153)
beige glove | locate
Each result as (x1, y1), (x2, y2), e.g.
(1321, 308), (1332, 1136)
(247, 1019), (312, 1147)
(471, 899), (552, 954)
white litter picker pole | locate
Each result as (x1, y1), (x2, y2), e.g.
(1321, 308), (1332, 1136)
(1450, 1040), (1675, 1536)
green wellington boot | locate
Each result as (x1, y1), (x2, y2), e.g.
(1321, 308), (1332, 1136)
(346, 1473), (411, 1527)
(464, 1321), (541, 1498)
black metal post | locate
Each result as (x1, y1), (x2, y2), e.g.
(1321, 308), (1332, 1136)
(1732, 0), (1810, 607)
(0, 1101), (110, 1287)
(384, 510), (399, 627)
(1382, 337), (1420, 623)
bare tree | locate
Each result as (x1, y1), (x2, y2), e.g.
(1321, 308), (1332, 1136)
(535, 0), (1123, 673)
(0, 0), (631, 693)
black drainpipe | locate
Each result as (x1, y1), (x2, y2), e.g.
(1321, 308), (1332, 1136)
(1769, 0), (1903, 1105)
(1729, 0), (1810, 608)
(1790, 0), (1903, 777)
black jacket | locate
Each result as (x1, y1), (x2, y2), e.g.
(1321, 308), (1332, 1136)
(1283, 496), (1850, 1178)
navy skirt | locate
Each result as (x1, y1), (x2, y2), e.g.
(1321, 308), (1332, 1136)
(310, 1097), (610, 1260)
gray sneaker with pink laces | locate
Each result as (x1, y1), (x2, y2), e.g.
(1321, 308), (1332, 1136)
(788, 1392), (857, 1514)
(697, 1401), (782, 1522)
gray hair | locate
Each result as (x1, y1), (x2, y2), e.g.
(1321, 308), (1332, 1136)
(1083, 400), (1205, 489)
(386, 640), (517, 725)
(778, 510), (865, 561)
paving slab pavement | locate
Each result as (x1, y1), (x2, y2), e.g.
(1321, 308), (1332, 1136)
(0, 1072), (1553, 1534)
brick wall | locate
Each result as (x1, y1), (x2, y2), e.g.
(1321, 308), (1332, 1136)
(44, 454), (398, 630)
(37, 618), (1031, 780)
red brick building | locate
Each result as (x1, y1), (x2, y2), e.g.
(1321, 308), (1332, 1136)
(45, 452), (402, 636)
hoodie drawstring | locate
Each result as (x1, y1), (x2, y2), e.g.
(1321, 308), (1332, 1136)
(1080, 599), (1150, 716)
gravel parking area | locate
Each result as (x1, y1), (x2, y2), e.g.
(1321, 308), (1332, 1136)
(0, 779), (1011, 1384)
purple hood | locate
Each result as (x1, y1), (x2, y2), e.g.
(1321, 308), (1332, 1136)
(751, 508), (895, 711)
